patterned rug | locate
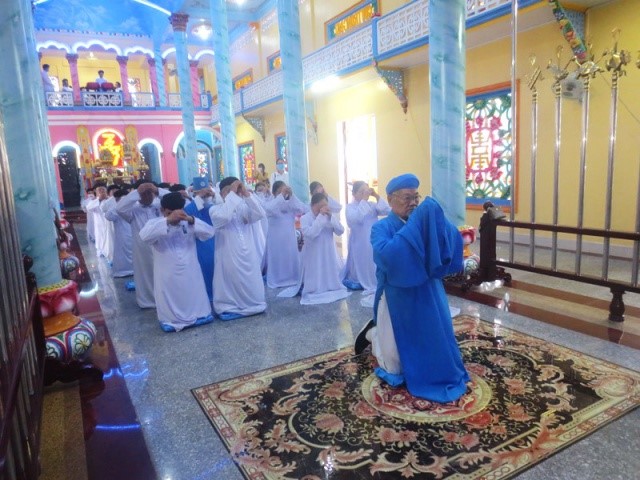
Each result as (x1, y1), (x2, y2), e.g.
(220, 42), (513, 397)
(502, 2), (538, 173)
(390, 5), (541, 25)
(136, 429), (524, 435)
(193, 315), (640, 479)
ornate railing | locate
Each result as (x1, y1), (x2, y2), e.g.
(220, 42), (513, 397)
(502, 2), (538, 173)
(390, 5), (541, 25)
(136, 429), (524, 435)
(376, 0), (429, 59)
(242, 70), (284, 111)
(45, 91), (73, 108)
(228, 0), (525, 121)
(168, 93), (181, 108)
(200, 93), (210, 109)
(130, 92), (155, 108)
(82, 91), (123, 108)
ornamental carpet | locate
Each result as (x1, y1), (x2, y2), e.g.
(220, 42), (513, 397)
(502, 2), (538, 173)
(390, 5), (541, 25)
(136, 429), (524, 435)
(192, 315), (640, 479)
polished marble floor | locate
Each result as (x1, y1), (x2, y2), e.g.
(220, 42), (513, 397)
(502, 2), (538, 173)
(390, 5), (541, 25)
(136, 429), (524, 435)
(69, 224), (640, 480)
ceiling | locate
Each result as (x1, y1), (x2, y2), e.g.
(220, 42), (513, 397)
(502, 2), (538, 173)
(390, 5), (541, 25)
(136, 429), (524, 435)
(33, 0), (275, 46)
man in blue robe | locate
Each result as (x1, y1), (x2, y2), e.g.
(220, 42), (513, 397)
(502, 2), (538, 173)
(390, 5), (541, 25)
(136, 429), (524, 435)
(184, 178), (216, 302)
(355, 173), (469, 403)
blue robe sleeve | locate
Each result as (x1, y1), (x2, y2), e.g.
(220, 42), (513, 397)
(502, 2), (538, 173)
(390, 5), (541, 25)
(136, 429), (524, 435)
(399, 198), (463, 279)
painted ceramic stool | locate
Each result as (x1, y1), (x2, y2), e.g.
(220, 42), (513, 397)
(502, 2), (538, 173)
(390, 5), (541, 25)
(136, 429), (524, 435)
(43, 311), (97, 362)
(459, 225), (480, 275)
(38, 279), (79, 318)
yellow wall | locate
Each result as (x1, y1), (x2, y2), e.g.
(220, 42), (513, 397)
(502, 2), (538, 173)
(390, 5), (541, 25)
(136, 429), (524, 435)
(235, 112), (286, 181)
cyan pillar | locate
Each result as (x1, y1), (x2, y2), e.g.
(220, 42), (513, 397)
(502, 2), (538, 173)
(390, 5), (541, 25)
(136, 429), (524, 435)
(210, 0), (239, 178)
(170, 13), (199, 184)
(277, 0), (309, 202)
(0, 0), (62, 287)
(153, 43), (167, 107)
(428, 0), (466, 226)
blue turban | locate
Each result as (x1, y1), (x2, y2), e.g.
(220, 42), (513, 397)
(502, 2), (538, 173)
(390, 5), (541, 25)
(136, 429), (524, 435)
(386, 173), (420, 195)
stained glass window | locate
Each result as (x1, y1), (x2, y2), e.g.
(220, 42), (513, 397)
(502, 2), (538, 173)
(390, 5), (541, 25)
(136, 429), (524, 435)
(275, 133), (287, 171)
(465, 87), (513, 207)
(214, 147), (224, 181)
(197, 151), (209, 178)
(238, 141), (256, 188)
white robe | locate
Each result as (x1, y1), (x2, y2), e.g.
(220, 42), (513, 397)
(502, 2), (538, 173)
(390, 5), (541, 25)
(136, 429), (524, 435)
(81, 196), (95, 242)
(264, 193), (307, 288)
(116, 189), (167, 308)
(139, 217), (214, 331)
(86, 198), (112, 260)
(104, 201), (134, 278)
(100, 196), (116, 262)
(299, 211), (350, 305)
(210, 191), (267, 316)
(248, 194), (267, 274)
(343, 198), (391, 305)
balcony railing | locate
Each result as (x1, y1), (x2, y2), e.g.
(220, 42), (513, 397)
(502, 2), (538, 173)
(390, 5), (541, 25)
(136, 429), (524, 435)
(82, 91), (123, 108)
(168, 93), (182, 108)
(45, 91), (73, 108)
(212, 0), (532, 123)
(130, 92), (155, 108)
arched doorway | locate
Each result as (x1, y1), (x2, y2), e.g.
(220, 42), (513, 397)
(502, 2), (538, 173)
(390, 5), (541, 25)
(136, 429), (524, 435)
(140, 143), (162, 183)
(56, 146), (81, 208)
(177, 140), (214, 181)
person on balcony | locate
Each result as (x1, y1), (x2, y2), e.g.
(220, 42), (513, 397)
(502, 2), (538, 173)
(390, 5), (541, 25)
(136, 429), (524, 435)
(61, 79), (73, 92)
(95, 70), (109, 90)
(114, 81), (123, 92)
(41, 64), (55, 92)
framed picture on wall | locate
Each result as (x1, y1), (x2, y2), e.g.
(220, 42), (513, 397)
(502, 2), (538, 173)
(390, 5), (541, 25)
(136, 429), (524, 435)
(238, 141), (256, 188)
(274, 132), (287, 171)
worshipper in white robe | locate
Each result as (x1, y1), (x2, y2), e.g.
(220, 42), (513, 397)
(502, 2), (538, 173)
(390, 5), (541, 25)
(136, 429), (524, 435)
(99, 184), (121, 263)
(139, 192), (215, 332)
(86, 186), (110, 258)
(309, 181), (342, 213)
(342, 181), (391, 307)
(116, 182), (167, 308)
(210, 177), (266, 320)
(104, 189), (134, 278)
(264, 181), (308, 289)
(169, 183), (192, 207)
(298, 193), (350, 305)
(81, 189), (96, 243)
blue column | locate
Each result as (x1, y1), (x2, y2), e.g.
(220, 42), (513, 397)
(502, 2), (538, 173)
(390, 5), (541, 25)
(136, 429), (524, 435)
(277, 0), (309, 202)
(170, 13), (199, 184)
(0, 0), (62, 287)
(154, 42), (167, 107)
(210, 0), (239, 178)
(428, 0), (466, 226)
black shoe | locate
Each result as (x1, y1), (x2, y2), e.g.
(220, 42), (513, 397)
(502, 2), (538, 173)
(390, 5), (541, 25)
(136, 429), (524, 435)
(354, 319), (375, 355)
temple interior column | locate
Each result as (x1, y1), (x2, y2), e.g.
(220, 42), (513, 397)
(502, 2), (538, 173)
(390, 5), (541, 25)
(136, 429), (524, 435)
(116, 55), (131, 105)
(147, 56), (159, 106)
(66, 53), (81, 104)
(0, 0), (62, 288)
(428, 0), (466, 226)
(277, 0), (309, 202)
(170, 13), (199, 184)
(154, 43), (167, 107)
(210, 0), (239, 178)
(189, 60), (201, 108)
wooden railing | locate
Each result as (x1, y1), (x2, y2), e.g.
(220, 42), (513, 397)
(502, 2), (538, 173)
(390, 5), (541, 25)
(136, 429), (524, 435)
(470, 204), (640, 322)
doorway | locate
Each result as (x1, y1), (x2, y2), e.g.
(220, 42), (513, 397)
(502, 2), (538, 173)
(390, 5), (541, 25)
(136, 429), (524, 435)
(56, 147), (81, 208)
(336, 114), (378, 256)
(140, 143), (162, 183)
(337, 114), (378, 208)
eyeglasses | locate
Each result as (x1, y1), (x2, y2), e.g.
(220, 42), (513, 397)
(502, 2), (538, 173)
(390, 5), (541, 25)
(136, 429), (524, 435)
(392, 193), (421, 204)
